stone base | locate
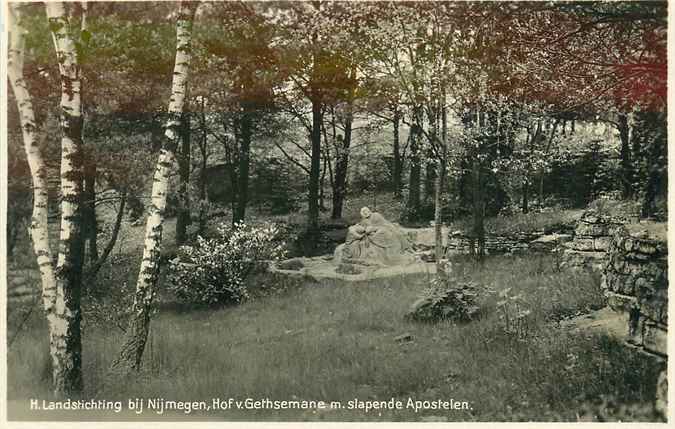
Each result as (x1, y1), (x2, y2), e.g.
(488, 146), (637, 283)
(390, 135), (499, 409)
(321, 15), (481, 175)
(270, 256), (437, 282)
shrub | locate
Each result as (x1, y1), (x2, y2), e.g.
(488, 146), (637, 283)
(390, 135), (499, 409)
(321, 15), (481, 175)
(167, 222), (286, 305)
(406, 268), (481, 323)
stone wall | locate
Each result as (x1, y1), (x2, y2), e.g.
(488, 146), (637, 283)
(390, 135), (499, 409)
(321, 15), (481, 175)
(560, 210), (626, 270)
(601, 223), (668, 417)
(602, 223), (668, 357)
(441, 230), (571, 257)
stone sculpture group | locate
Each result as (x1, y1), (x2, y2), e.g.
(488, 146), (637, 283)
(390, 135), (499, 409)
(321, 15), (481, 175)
(333, 207), (416, 273)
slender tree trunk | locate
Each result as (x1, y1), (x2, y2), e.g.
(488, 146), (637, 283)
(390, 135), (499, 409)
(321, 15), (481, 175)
(392, 108), (402, 198)
(234, 107), (252, 225)
(538, 174), (544, 208)
(617, 113), (633, 199)
(85, 189), (126, 282)
(46, 2), (87, 395)
(331, 115), (352, 220)
(424, 155), (436, 203)
(9, 3), (62, 393)
(176, 110), (191, 245)
(434, 97), (447, 275)
(424, 109), (437, 203)
(406, 110), (422, 221)
(472, 157), (485, 261)
(433, 166), (443, 267)
(112, 1), (197, 373)
(320, 148), (327, 211)
(199, 99), (210, 233)
(307, 98), (322, 233)
(538, 119), (560, 207)
(522, 180), (529, 214)
(199, 150), (209, 233)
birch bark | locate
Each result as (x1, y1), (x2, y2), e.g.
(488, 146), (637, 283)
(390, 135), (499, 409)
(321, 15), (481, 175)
(112, 1), (199, 373)
(45, 1), (86, 395)
(10, 2), (87, 396)
(8, 4), (58, 321)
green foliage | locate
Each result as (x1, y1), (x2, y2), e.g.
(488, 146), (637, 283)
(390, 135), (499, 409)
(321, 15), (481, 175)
(167, 222), (286, 306)
(631, 110), (667, 219)
(250, 156), (302, 215)
(406, 276), (481, 323)
(495, 287), (533, 339)
(350, 155), (393, 195)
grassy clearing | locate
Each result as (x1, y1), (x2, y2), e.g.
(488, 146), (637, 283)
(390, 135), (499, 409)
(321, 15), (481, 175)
(7, 254), (660, 422)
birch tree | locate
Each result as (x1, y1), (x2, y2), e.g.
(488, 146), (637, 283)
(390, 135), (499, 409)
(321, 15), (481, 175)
(112, 1), (199, 373)
(8, 2), (61, 390)
(9, 2), (88, 395)
(47, 1), (87, 395)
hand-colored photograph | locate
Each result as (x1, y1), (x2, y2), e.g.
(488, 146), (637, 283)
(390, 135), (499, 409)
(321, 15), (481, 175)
(3, 0), (668, 423)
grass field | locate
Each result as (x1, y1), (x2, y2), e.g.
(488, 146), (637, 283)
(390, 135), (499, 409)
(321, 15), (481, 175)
(7, 254), (661, 422)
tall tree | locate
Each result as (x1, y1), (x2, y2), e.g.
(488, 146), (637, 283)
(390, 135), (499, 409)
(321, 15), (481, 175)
(45, 1), (88, 395)
(112, 1), (199, 373)
(8, 3), (64, 395)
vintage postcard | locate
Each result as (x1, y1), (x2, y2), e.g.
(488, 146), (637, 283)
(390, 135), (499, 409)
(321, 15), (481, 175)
(2, 0), (670, 425)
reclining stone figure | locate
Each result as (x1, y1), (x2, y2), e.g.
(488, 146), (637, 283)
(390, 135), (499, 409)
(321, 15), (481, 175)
(334, 207), (416, 273)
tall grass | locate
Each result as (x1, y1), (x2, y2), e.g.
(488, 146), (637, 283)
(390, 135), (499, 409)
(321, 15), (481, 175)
(7, 255), (660, 421)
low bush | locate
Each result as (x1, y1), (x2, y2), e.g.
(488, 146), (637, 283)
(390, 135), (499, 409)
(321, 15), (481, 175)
(406, 266), (481, 323)
(167, 222), (286, 306)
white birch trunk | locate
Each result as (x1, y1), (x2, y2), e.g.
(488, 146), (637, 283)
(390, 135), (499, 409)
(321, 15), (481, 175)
(8, 4), (58, 316)
(46, 1), (86, 395)
(112, 1), (198, 373)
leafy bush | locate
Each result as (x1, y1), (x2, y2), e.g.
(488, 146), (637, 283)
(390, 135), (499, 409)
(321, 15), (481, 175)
(168, 222), (286, 305)
(406, 268), (480, 323)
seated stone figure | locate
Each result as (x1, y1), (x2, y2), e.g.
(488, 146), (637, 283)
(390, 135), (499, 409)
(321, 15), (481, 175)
(334, 207), (415, 271)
